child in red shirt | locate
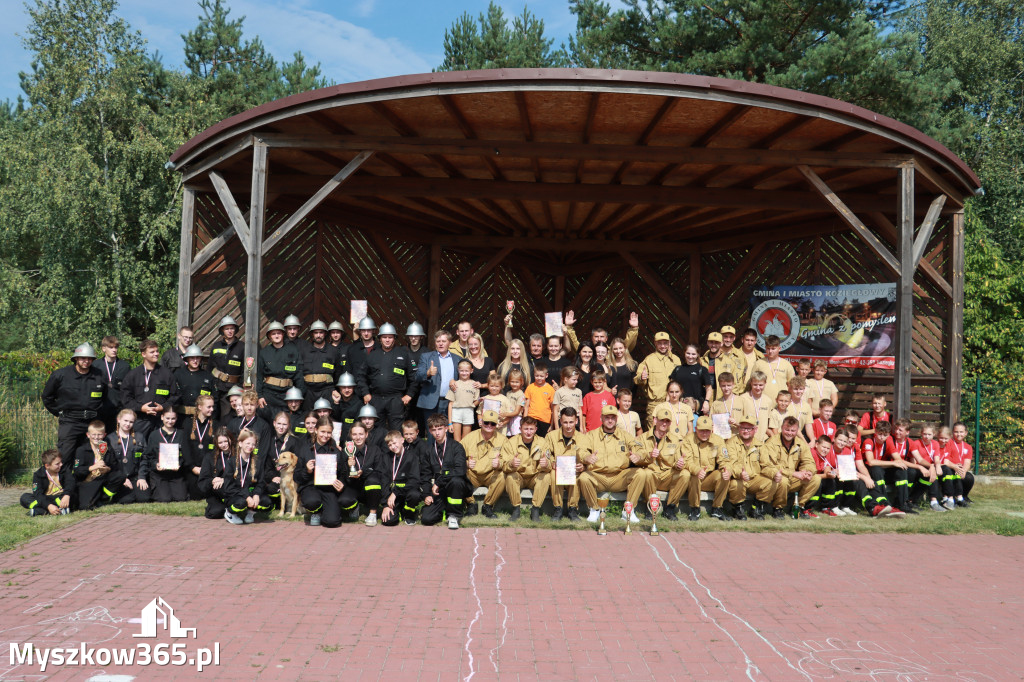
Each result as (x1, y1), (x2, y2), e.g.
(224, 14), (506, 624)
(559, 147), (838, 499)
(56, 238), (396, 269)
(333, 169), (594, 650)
(881, 418), (916, 514)
(858, 395), (891, 442)
(941, 422), (975, 507)
(811, 399), (837, 441)
(581, 371), (615, 433)
(909, 423), (945, 512)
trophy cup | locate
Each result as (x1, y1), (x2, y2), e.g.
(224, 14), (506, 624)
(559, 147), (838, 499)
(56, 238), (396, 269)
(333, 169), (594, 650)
(345, 441), (358, 477)
(506, 300), (515, 327)
(596, 497), (609, 536)
(648, 494), (661, 536)
(245, 357), (255, 387)
(623, 500), (634, 535)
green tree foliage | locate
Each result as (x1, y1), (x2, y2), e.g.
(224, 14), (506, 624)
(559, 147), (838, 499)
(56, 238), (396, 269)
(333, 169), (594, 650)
(438, 2), (568, 71)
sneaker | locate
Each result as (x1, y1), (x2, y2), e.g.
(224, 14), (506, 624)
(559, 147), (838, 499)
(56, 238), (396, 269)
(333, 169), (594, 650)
(820, 508), (839, 517)
(309, 513), (321, 526)
(481, 504), (496, 519)
(510, 507), (521, 521)
(841, 507), (858, 516)
(224, 510), (244, 525)
(955, 498), (967, 507)
(27, 508), (42, 517)
(448, 516), (459, 530)
(943, 498), (956, 510)
(771, 508), (786, 519)
(663, 504), (679, 521)
(404, 518), (417, 526)
(803, 509), (818, 518)
(963, 496), (973, 507)
(621, 510), (640, 523)
(244, 510), (255, 524)
(687, 509), (700, 521)
(709, 507), (730, 521)
(567, 508), (580, 521)
(365, 511), (378, 527)
(903, 506), (919, 515)
(884, 507), (906, 518)
(930, 500), (947, 512)
(552, 507), (564, 521)
(587, 509), (601, 523)
(59, 507), (70, 515)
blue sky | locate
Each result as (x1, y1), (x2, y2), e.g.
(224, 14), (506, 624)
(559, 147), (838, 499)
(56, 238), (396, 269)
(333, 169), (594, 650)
(0, 0), (590, 104)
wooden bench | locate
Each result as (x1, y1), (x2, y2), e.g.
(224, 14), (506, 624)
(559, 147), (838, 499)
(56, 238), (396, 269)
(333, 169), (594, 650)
(471, 487), (724, 514)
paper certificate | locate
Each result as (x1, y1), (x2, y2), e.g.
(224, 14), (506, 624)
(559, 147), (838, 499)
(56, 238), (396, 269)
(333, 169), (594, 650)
(158, 443), (180, 471)
(315, 454), (338, 486)
(332, 421), (343, 444)
(837, 454), (857, 482)
(545, 312), (564, 338)
(350, 300), (368, 325)
(556, 456), (576, 486)
(712, 414), (732, 439)
(481, 397), (502, 415)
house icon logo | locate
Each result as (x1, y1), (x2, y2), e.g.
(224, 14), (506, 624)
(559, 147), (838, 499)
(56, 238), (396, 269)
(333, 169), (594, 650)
(133, 597), (197, 638)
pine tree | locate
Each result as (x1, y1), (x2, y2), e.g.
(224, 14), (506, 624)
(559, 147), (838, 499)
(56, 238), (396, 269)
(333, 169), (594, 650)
(438, 2), (568, 71)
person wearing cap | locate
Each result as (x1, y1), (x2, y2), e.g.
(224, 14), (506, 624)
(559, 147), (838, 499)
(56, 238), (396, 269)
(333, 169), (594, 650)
(403, 322), (429, 428)
(701, 332), (743, 401)
(299, 320), (340, 411)
(346, 317), (377, 380)
(282, 314), (303, 346)
(639, 405), (690, 521)
(43, 342), (109, 475)
(121, 339), (180, 442)
(460, 409), (509, 518)
(545, 408), (586, 521)
(759, 415), (821, 519)
(160, 326), (195, 372)
(280, 387), (308, 438)
(355, 322), (415, 431)
(327, 320), (350, 367)
(225, 385), (244, 419)
(330, 373), (361, 443)
(686, 415), (735, 521)
(173, 344), (217, 434)
(98, 335), (131, 432)
(501, 415), (558, 522)
(356, 404), (387, 451)
(725, 412), (770, 520)
(578, 406), (653, 523)
(561, 310), (640, 354)
(208, 316), (245, 419)
(256, 321), (304, 412)
(635, 331), (681, 428)
(738, 327), (765, 392)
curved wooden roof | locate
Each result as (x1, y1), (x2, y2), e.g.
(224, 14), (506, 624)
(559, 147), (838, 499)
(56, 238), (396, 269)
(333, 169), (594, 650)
(170, 68), (979, 250)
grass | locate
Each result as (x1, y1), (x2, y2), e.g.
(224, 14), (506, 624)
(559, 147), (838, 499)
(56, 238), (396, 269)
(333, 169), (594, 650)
(2, 483), (1022, 553)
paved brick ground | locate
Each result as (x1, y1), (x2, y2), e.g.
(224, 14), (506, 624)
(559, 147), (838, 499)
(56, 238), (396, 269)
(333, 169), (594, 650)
(0, 515), (1021, 681)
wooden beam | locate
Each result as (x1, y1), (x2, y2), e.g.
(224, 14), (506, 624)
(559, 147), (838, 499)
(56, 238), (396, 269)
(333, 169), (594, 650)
(314, 224), (323, 319)
(554, 275), (565, 312)
(568, 268), (610, 313)
(209, 171), (251, 252)
(512, 264), (552, 315)
(698, 243), (767, 325)
(444, 235), (694, 255)
(257, 133), (913, 169)
(621, 251), (690, 327)
(369, 232), (430, 318)
(947, 211), (965, 422)
(698, 219), (847, 254)
(261, 150), (372, 256)
(243, 142), (269, 371)
(914, 157), (966, 207)
(869, 212), (953, 298)
(798, 165), (900, 275)
(181, 136), (254, 181)
(190, 227), (235, 275)
(440, 247), (513, 312)
(177, 188), (196, 330)
(428, 243), (441, 335)
(912, 195), (947, 268)
(895, 166), (914, 419)
(688, 252), (701, 343)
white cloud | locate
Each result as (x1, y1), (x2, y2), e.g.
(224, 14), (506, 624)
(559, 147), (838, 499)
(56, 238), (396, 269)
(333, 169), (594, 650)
(354, 0), (376, 18)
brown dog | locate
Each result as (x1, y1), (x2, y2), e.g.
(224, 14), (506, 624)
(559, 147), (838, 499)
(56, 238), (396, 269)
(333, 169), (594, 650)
(275, 451), (302, 517)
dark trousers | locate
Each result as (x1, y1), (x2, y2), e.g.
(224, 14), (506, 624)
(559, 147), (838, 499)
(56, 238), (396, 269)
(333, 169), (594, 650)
(883, 467), (910, 509)
(134, 415), (159, 443)
(941, 466), (975, 498)
(535, 421), (550, 437)
(352, 475), (383, 512)
(300, 485), (358, 528)
(382, 489), (421, 526)
(811, 477), (840, 509)
(111, 478), (153, 505)
(151, 472), (188, 503)
(21, 492), (72, 514)
(263, 387), (289, 412)
(77, 471), (128, 510)
(57, 419), (89, 477)
(370, 394), (407, 431)
(420, 477), (471, 525)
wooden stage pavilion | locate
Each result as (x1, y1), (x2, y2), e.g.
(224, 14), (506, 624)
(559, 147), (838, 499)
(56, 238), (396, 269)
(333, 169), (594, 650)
(168, 69), (980, 421)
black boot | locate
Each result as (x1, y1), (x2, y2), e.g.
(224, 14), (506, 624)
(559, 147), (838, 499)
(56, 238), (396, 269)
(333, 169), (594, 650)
(510, 506), (521, 521)
(732, 504), (747, 521)
(465, 501), (478, 517)
(481, 504), (496, 518)
(552, 506), (564, 521)
(530, 506), (541, 522)
(750, 501), (765, 520)
(662, 504), (678, 521)
(710, 507), (730, 521)
(567, 507), (580, 521)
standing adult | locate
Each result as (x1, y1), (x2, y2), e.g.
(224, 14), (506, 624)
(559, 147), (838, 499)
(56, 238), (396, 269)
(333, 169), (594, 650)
(669, 344), (714, 416)
(98, 336), (130, 432)
(346, 317), (377, 380)
(283, 314), (303, 347)
(355, 323), (414, 430)
(451, 320), (487, 359)
(256, 321), (304, 412)
(160, 326), (194, 372)
(208, 316), (244, 419)
(464, 334), (495, 386)
(574, 343), (598, 395)
(701, 332), (743, 401)
(563, 310), (640, 353)
(497, 338), (532, 387)
(415, 330), (458, 423)
(635, 331), (681, 427)
(300, 320), (340, 410)
(173, 344), (217, 434)
(737, 327), (764, 392)
(606, 337), (637, 397)
(327, 320), (350, 371)
(121, 339), (179, 441)
(42, 343), (107, 475)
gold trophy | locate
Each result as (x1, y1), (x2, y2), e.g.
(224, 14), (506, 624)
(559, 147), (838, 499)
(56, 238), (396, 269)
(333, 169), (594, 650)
(648, 494), (661, 536)
(506, 300), (515, 327)
(345, 441), (358, 478)
(596, 497), (609, 536)
(244, 357), (255, 387)
(623, 500), (634, 535)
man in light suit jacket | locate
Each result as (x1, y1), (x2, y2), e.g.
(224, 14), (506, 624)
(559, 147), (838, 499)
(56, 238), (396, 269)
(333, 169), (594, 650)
(415, 330), (458, 431)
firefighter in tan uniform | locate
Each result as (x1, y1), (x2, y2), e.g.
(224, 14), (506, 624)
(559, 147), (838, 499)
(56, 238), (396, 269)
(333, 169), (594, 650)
(578, 406), (653, 524)
(701, 332), (743, 401)
(759, 415), (821, 519)
(461, 410), (508, 519)
(720, 326), (746, 371)
(686, 416), (735, 521)
(737, 328), (764, 393)
(635, 331), (681, 428)
(752, 336), (795, 402)
(639, 406), (689, 521)
(501, 415), (555, 522)
(725, 412), (771, 520)
(544, 408), (586, 521)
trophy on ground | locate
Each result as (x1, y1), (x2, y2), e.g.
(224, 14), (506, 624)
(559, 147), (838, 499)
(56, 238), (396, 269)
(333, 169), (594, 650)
(596, 497), (609, 536)
(623, 500), (634, 535)
(346, 441), (358, 478)
(648, 493), (661, 536)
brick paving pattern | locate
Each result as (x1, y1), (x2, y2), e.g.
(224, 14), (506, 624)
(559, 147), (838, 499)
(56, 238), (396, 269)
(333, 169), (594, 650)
(0, 515), (1020, 681)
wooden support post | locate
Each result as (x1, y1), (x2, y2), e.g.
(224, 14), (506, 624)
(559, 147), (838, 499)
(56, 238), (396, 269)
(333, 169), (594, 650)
(177, 189), (195, 331)
(895, 166), (914, 419)
(554, 276), (565, 312)
(911, 195), (947, 268)
(428, 243), (441, 335)
(948, 211), (965, 421)
(314, 224), (323, 319)
(209, 172), (251, 250)
(244, 142), (269, 368)
(688, 252), (701, 343)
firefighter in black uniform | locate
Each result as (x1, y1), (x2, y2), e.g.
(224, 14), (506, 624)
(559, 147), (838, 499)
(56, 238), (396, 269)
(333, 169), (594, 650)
(296, 416), (358, 527)
(328, 320), (350, 372)
(281, 387), (309, 438)
(98, 336), (131, 432)
(404, 322), (429, 429)
(344, 422), (384, 525)
(186, 394), (218, 500)
(73, 421), (127, 509)
(107, 409), (151, 504)
(330, 372), (361, 442)
(42, 343), (108, 476)
(380, 429), (421, 526)
(22, 449), (76, 516)
(256, 321), (304, 411)
(283, 314), (303, 346)
(420, 413), (470, 529)
(356, 322), (414, 431)
(173, 344), (217, 434)
(208, 316), (245, 419)
(121, 339), (179, 441)
(160, 326), (194, 372)
(346, 317), (377, 381)
(301, 320), (340, 410)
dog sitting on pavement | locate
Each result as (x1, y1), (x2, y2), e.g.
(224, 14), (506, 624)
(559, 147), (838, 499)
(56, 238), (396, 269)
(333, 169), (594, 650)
(275, 451), (302, 518)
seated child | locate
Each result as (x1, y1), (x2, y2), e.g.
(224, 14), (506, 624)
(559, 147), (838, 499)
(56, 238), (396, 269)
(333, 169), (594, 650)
(21, 449), (75, 516)
(380, 430), (421, 526)
(73, 420), (126, 510)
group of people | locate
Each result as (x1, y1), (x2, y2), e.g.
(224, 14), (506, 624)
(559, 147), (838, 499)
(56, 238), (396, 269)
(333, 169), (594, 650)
(23, 312), (976, 529)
